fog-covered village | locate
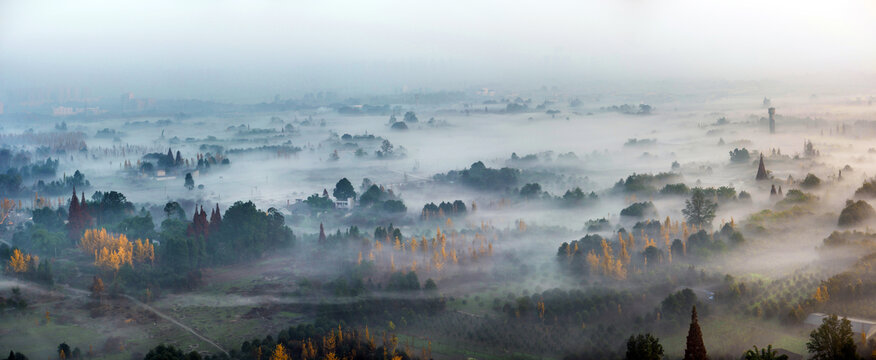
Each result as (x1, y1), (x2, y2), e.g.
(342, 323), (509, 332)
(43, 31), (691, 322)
(3, 1), (876, 360)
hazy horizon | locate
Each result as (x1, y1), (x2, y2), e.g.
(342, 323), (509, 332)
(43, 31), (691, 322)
(2, 0), (876, 102)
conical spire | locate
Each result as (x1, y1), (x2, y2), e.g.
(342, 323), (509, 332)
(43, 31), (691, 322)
(756, 154), (768, 180)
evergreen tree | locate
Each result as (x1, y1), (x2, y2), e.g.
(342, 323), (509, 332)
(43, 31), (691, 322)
(683, 306), (708, 360)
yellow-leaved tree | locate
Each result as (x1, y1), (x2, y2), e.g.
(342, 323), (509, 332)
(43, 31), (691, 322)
(269, 344), (289, 360)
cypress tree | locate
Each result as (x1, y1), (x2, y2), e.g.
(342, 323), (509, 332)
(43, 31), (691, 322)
(683, 306), (708, 360)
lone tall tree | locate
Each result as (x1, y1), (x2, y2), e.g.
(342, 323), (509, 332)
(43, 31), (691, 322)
(333, 178), (356, 201)
(756, 154), (768, 180)
(683, 306), (708, 360)
(683, 189), (717, 229)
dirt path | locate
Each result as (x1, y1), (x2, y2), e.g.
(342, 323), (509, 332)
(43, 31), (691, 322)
(120, 293), (229, 356)
(59, 284), (229, 356)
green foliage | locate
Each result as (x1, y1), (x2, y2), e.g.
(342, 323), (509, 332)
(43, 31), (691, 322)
(358, 185), (406, 213)
(519, 183), (543, 199)
(800, 173), (822, 189)
(621, 201), (657, 219)
(806, 314), (857, 360)
(433, 161), (520, 191)
(87, 190), (135, 226)
(776, 189), (815, 207)
(304, 193), (335, 212)
(729, 148), (751, 163)
(838, 200), (875, 227)
(626, 333), (664, 360)
(332, 177), (356, 200)
(822, 230), (876, 247)
(743, 345), (788, 360)
(143, 344), (202, 360)
(114, 211), (157, 241)
(31, 207), (67, 232)
(12, 224), (66, 256)
(660, 288), (701, 324)
(854, 179), (876, 198)
(424, 278), (437, 291)
(683, 189), (717, 228)
(660, 183), (690, 196)
(613, 172), (681, 194)
(586, 218), (611, 232)
(386, 271), (420, 291)
(163, 201), (187, 220)
(563, 187), (597, 205)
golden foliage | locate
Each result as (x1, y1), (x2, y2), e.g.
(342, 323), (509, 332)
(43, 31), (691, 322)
(269, 344), (289, 360)
(8, 249), (34, 273)
(80, 228), (137, 271)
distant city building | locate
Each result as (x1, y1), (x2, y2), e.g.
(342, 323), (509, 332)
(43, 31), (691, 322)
(768, 107), (776, 134)
(121, 92), (156, 112)
(52, 106), (105, 116)
(0, 101), (4, 115)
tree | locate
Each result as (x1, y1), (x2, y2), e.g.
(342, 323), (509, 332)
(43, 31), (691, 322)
(403, 111), (418, 123)
(743, 345), (788, 360)
(269, 344), (289, 360)
(683, 306), (708, 360)
(333, 178), (356, 201)
(57, 344), (71, 360)
(90, 276), (104, 300)
(838, 200), (875, 227)
(729, 148), (750, 163)
(806, 314), (857, 360)
(184, 173), (194, 190)
(6, 351), (28, 360)
(163, 201), (187, 220)
(626, 333), (664, 360)
(380, 140), (393, 155)
(143, 345), (200, 360)
(683, 189), (716, 229)
(424, 278), (437, 291)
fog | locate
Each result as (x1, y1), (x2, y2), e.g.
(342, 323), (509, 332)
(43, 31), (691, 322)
(3, 2), (876, 360)
(2, 0), (876, 101)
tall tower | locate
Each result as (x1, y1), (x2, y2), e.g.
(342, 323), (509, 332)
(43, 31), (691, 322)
(768, 107), (776, 134)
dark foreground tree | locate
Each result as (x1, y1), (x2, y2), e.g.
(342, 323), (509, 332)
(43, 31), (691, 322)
(806, 314), (857, 360)
(683, 306), (708, 360)
(143, 345), (201, 360)
(743, 345), (788, 360)
(626, 333), (663, 360)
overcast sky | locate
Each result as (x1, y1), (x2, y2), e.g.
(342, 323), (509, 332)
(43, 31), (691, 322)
(1, 0), (874, 102)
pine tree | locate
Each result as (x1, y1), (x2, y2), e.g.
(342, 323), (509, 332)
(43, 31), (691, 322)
(683, 306), (708, 360)
(318, 223), (327, 244)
